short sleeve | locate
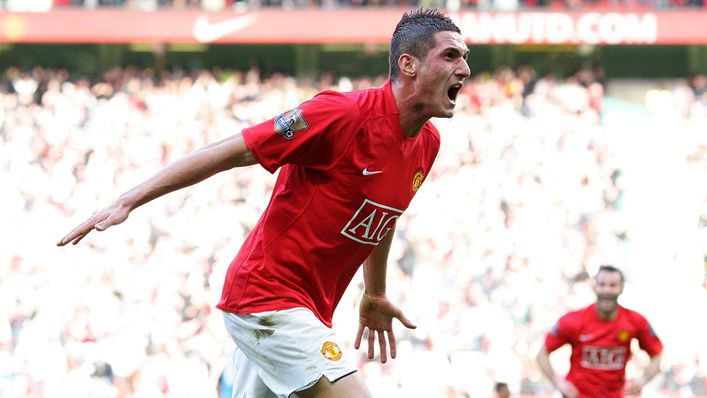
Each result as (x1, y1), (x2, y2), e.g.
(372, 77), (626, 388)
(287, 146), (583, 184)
(635, 315), (663, 357)
(545, 315), (574, 352)
(242, 91), (360, 173)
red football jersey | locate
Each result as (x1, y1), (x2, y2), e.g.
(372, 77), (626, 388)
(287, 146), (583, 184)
(544, 303), (663, 398)
(217, 81), (440, 327)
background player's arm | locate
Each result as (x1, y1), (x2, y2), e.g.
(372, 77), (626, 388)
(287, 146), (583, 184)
(536, 346), (561, 387)
(624, 352), (662, 396)
(537, 346), (579, 398)
(625, 315), (664, 395)
(354, 227), (416, 363)
(57, 133), (257, 246)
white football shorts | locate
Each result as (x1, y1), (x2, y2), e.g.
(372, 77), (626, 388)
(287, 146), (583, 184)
(222, 307), (357, 398)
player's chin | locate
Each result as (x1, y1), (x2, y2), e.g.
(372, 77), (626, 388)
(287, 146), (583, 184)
(597, 299), (618, 310)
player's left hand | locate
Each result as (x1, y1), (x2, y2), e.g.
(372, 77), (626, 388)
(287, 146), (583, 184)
(354, 293), (416, 363)
(624, 377), (646, 396)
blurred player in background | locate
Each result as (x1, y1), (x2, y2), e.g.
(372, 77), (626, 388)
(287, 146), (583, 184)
(57, 8), (470, 398)
(536, 265), (663, 398)
(494, 381), (511, 398)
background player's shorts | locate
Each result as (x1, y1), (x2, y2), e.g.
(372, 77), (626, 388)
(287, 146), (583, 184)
(223, 308), (357, 398)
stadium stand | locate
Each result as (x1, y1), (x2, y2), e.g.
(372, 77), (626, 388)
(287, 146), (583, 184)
(4, 0), (705, 10)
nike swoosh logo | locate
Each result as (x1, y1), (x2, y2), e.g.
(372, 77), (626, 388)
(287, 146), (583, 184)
(192, 15), (257, 43)
(362, 168), (383, 176)
(579, 334), (595, 342)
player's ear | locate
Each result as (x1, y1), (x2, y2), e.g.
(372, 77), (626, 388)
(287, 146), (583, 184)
(399, 54), (418, 77)
(591, 278), (599, 294)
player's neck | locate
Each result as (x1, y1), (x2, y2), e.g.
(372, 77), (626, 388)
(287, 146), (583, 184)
(596, 307), (619, 321)
(391, 79), (428, 138)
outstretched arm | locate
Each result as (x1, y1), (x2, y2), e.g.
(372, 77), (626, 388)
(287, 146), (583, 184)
(537, 346), (579, 398)
(57, 133), (257, 246)
(354, 227), (416, 363)
(624, 353), (662, 396)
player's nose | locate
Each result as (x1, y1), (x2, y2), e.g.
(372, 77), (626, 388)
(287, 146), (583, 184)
(457, 59), (471, 79)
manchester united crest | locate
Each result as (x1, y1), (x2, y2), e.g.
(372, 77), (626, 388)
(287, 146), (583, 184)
(412, 169), (425, 193)
(618, 330), (631, 342)
(321, 341), (342, 361)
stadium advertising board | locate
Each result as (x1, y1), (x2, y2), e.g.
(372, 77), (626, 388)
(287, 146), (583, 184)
(0, 9), (706, 45)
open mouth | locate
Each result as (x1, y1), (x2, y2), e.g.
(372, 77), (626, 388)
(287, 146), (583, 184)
(447, 83), (462, 104)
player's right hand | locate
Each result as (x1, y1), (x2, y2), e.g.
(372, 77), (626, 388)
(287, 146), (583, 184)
(57, 202), (130, 246)
(557, 379), (579, 398)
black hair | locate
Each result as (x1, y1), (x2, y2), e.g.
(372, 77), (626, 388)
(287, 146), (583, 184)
(389, 8), (461, 81)
(596, 264), (625, 283)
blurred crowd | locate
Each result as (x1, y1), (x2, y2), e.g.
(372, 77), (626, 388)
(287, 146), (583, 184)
(1, 63), (706, 398)
(1, 0), (704, 12)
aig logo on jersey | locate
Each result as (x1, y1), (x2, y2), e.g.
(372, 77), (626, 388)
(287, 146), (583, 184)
(580, 346), (626, 370)
(341, 199), (403, 245)
(274, 108), (308, 139)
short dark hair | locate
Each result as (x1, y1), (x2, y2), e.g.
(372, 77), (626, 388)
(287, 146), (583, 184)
(596, 264), (625, 283)
(389, 8), (461, 81)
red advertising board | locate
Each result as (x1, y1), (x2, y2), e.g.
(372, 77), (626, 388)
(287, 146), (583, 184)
(1, 8), (706, 45)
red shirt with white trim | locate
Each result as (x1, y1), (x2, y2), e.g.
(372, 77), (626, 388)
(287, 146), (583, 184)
(217, 81), (440, 327)
(544, 303), (663, 398)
